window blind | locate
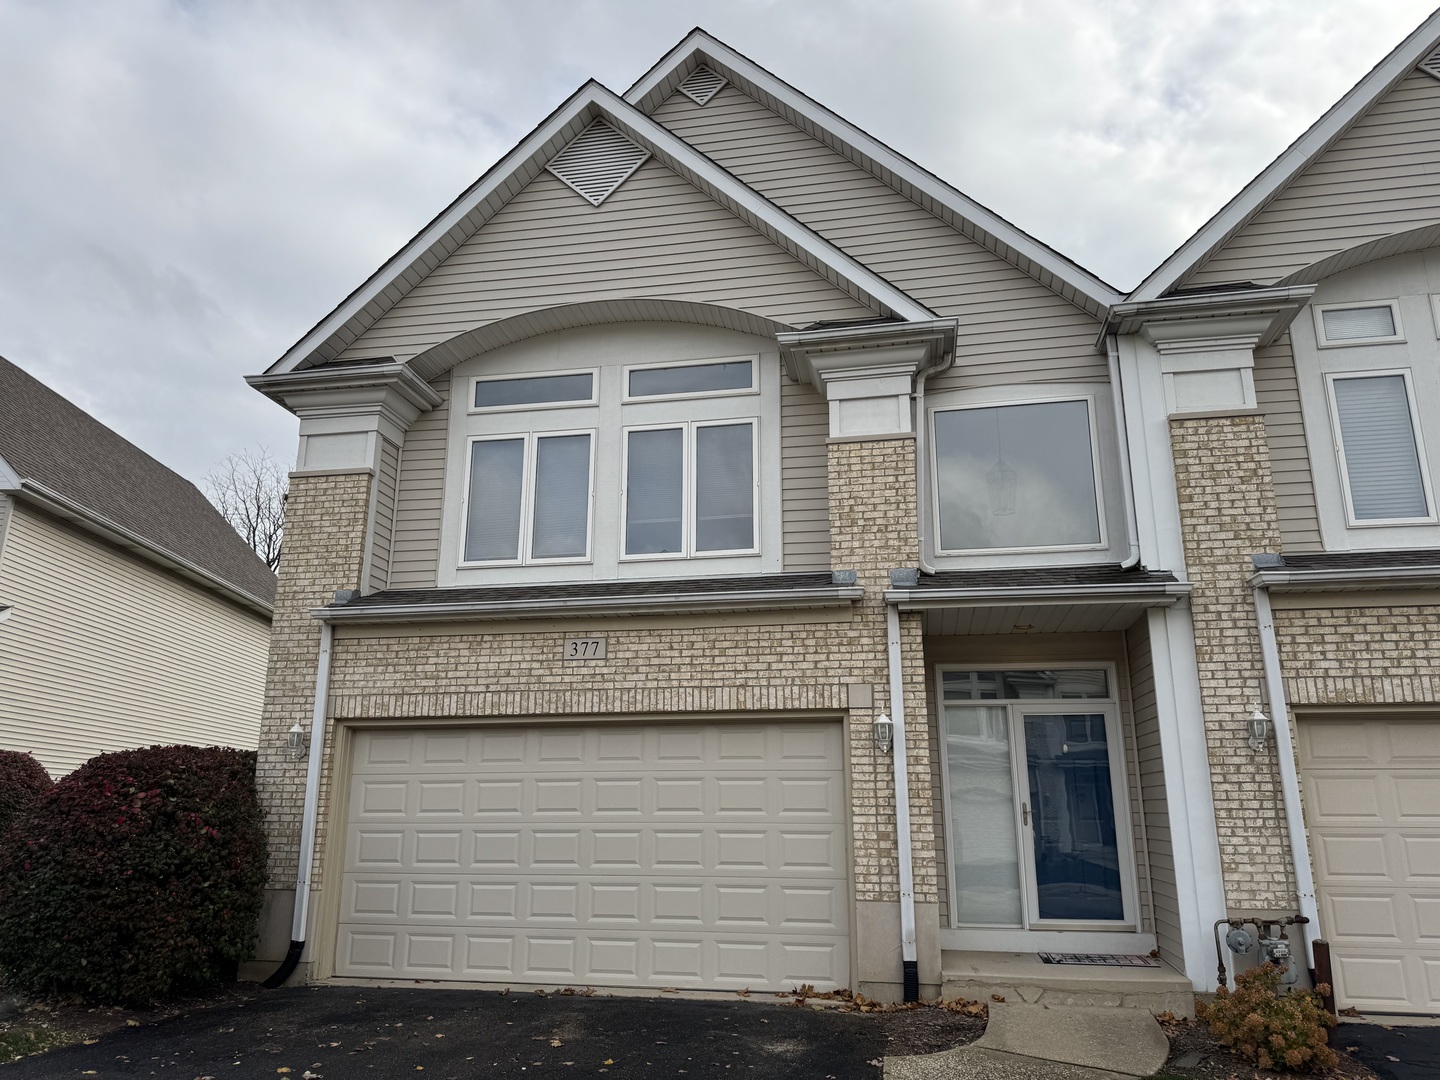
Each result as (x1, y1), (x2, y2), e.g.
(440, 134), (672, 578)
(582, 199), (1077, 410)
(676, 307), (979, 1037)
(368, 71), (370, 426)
(464, 438), (524, 561)
(695, 422), (754, 551)
(1333, 374), (1429, 520)
(625, 428), (684, 554)
(1322, 305), (1396, 342)
(531, 434), (591, 558)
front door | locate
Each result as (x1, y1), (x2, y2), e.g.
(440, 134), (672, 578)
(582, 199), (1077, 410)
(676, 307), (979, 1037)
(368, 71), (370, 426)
(939, 668), (1138, 935)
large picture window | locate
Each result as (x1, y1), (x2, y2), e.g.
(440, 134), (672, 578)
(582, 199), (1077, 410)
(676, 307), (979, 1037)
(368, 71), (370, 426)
(623, 420), (757, 557)
(462, 431), (594, 564)
(931, 398), (1103, 553)
(1327, 371), (1433, 525)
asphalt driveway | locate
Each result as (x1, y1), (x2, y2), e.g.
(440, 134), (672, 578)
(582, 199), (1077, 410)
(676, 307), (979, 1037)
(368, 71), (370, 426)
(1, 986), (896, 1079)
(1338, 1021), (1440, 1080)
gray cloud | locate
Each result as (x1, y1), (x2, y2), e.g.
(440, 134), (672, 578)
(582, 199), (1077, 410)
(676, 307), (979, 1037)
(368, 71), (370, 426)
(1, 0), (1434, 484)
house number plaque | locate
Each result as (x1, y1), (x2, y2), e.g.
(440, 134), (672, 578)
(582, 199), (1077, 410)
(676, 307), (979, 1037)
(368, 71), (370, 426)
(563, 637), (607, 660)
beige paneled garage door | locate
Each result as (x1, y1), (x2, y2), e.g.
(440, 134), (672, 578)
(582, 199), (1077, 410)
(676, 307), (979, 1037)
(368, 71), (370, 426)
(335, 721), (850, 991)
(1299, 717), (1440, 1014)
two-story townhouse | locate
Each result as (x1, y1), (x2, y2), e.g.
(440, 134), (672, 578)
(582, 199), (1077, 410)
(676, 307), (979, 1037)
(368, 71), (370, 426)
(247, 16), (1440, 1017)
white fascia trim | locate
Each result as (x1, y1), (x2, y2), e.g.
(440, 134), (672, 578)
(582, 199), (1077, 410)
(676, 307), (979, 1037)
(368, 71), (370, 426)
(884, 582), (1191, 609)
(1250, 565), (1440, 590)
(1107, 285), (1317, 343)
(625, 31), (1121, 314)
(315, 585), (865, 623)
(3, 480), (274, 617)
(1131, 11), (1440, 301)
(266, 82), (932, 375)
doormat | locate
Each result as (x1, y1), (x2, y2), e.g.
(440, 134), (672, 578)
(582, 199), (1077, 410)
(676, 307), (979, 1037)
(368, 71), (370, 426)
(1038, 952), (1160, 968)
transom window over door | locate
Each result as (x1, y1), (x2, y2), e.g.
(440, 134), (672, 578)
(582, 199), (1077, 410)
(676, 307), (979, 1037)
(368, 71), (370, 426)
(931, 398), (1104, 553)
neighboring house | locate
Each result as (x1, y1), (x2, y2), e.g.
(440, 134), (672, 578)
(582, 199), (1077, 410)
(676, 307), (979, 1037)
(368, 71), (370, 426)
(0, 356), (276, 776)
(247, 17), (1440, 1016)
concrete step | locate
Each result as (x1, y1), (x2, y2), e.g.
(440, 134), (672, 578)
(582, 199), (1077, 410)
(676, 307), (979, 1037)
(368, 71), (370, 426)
(941, 951), (1194, 1018)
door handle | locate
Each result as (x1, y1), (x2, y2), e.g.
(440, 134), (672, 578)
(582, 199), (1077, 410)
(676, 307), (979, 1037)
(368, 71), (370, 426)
(1022, 802), (1030, 827)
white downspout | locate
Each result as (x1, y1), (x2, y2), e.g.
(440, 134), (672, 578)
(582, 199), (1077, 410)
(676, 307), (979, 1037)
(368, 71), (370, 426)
(1107, 333), (1142, 570)
(1252, 583), (1320, 967)
(884, 601), (919, 1000)
(913, 346), (954, 577)
(263, 616), (333, 987)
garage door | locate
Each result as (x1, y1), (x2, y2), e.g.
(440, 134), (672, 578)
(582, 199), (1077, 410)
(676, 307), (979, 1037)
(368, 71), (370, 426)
(1299, 717), (1440, 1014)
(334, 721), (850, 991)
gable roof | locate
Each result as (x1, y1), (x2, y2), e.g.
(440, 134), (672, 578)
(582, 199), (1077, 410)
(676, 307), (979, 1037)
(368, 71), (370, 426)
(266, 80), (934, 375)
(625, 29), (1121, 318)
(1132, 9), (1440, 301)
(0, 357), (276, 612)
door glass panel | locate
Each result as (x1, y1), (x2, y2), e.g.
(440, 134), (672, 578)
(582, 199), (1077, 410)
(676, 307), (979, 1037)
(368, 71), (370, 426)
(944, 705), (1022, 926)
(942, 669), (1109, 701)
(1023, 713), (1123, 922)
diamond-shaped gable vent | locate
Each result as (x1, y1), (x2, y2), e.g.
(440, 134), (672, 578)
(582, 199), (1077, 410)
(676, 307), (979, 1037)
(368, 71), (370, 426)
(1421, 47), (1440, 81)
(545, 120), (651, 206)
(678, 65), (727, 106)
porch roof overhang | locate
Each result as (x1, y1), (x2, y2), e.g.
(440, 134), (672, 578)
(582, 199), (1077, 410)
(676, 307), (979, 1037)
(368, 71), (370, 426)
(1249, 550), (1440, 593)
(885, 565), (1190, 636)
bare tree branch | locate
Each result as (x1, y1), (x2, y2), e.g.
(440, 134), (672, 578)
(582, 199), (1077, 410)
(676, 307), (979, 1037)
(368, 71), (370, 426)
(204, 446), (287, 571)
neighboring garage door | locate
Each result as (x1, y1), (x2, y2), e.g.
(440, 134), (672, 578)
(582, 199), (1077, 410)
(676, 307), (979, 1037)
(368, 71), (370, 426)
(1299, 717), (1440, 1014)
(335, 721), (850, 991)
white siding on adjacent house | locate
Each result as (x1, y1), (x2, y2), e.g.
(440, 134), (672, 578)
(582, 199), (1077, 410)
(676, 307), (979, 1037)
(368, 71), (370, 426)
(651, 85), (1107, 388)
(388, 378), (450, 590)
(1187, 70), (1440, 288)
(336, 160), (878, 363)
(0, 504), (270, 776)
(1255, 335), (1322, 551)
(1126, 622), (1183, 968)
(781, 378), (830, 571)
(366, 438), (401, 593)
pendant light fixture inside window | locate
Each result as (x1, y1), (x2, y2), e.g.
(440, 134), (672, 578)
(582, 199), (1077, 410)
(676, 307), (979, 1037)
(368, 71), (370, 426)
(987, 410), (1017, 516)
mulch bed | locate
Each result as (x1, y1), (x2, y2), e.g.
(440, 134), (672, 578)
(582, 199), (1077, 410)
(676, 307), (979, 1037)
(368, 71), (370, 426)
(1157, 1013), (1379, 1080)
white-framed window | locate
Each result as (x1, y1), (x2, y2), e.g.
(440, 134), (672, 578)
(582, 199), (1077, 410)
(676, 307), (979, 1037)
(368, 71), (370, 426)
(460, 429), (595, 565)
(623, 355), (757, 402)
(622, 418), (759, 558)
(929, 395), (1106, 555)
(1325, 370), (1435, 526)
(1312, 300), (1405, 348)
(470, 369), (597, 412)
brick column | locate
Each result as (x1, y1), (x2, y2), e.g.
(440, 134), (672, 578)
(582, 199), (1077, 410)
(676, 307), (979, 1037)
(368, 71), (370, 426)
(1170, 413), (1295, 910)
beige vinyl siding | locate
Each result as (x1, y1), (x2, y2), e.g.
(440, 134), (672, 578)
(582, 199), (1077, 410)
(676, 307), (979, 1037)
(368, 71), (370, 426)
(781, 378), (830, 570)
(388, 377), (450, 589)
(1126, 621), (1182, 968)
(1188, 70), (1440, 288)
(651, 86), (1107, 388)
(365, 438), (401, 592)
(0, 504), (269, 776)
(336, 160), (877, 363)
(1255, 334), (1322, 551)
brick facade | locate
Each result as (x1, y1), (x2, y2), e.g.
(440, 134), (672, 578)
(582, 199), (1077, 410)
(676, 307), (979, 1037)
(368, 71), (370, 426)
(1275, 605), (1440, 706)
(1169, 414), (1296, 910)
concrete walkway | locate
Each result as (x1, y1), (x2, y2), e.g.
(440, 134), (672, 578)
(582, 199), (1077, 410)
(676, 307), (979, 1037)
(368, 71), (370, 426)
(886, 1002), (1171, 1079)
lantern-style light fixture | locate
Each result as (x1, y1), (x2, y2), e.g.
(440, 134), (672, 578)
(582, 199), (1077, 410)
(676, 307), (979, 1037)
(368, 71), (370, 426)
(287, 723), (308, 759)
(874, 713), (895, 754)
(1248, 708), (1271, 752)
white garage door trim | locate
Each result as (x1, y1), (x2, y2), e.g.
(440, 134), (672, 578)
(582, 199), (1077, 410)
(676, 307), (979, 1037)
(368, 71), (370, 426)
(1299, 715), (1440, 1015)
(332, 719), (851, 992)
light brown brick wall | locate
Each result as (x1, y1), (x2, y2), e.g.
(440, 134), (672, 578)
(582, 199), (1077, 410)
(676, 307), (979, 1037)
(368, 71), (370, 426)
(1275, 604), (1440, 706)
(1170, 414), (1295, 910)
(257, 471), (372, 882)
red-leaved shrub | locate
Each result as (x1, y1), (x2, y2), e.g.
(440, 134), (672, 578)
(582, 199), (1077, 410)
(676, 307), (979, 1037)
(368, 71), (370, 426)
(0, 752), (51, 835)
(1198, 963), (1338, 1072)
(0, 745), (267, 1005)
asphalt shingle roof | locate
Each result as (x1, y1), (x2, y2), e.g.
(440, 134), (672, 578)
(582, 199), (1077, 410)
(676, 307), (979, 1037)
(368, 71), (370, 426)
(0, 356), (277, 606)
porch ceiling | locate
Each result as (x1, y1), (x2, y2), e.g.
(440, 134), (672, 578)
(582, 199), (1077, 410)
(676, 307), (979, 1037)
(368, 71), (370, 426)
(920, 601), (1162, 636)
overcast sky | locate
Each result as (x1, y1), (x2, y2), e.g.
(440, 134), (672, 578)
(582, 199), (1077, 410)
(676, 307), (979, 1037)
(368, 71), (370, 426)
(1, 0), (1436, 490)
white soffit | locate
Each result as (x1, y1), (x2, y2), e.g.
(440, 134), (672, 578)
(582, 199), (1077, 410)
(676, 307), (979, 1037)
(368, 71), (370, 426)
(1131, 10), (1440, 301)
(625, 31), (1121, 317)
(678, 65), (727, 105)
(545, 119), (651, 206)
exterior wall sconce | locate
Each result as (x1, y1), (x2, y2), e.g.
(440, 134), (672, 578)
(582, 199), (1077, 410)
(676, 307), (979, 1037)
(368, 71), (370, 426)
(1248, 708), (1271, 752)
(287, 723), (309, 760)
(873, 713), (894, 754)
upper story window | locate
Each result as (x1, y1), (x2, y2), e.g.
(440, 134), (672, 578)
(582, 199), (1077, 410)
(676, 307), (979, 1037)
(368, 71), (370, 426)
(930, 396), (1104, 554)
(441, 324), (782, 586)
(1326, 371), (1434, 525)
(1313, 300), (1405, 347)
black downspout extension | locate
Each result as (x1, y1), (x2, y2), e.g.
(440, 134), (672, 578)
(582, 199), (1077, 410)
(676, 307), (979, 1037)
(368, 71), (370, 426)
(263, 941), (305, 989)
(903, 960), (919, 1002)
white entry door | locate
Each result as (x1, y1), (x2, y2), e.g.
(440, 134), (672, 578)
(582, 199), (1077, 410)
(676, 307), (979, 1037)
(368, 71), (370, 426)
(938, 668), (1139, 934)
(334, 721), (850, 992)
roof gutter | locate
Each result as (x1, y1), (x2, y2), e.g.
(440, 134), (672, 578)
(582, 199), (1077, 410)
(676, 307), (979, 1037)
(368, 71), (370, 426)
(884, 581), (1190, 611)
(1250, 564), (1440, 591)
(3, 479), (274, 618)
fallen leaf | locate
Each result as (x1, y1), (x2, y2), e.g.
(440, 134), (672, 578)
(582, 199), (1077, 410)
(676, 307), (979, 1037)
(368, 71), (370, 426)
(83, 1038), (99, 1045)
(125, 1019), (141, 1027)
(604, 1059), (614, 1065)
(303, 1073), (322, 1080)
(1387, 1056), (1401, 1062)
(277, 1070), (292, 1075)
(550, 1038), (562, 1047)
